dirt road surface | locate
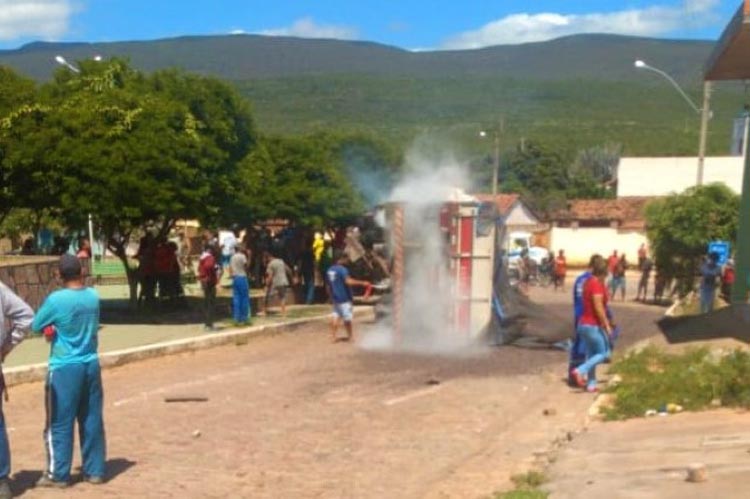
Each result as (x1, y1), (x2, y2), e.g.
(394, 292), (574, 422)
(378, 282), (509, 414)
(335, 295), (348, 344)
(3, 286), (664, 498)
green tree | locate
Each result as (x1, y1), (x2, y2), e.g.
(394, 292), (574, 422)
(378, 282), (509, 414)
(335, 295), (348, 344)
(261, 133), (365, 227)
(572, 143), (622, 189)
(498, 140), (609, 215)
(645, 183), (739, 296)
(3, 59), (259, 303)
(0, 66), (39, 225)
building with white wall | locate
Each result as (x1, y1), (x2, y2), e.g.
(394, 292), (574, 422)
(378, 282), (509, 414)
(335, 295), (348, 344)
(548, 198), (651, 266)
(617, 156), (743, 197)
(475, 194), (546, 234)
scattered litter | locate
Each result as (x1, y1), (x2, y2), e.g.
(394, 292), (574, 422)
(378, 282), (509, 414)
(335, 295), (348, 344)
(192, 430), (202, 438)
(686, 463), (707, 483)
(666, 403), (683, 414)
(164, 397), (209, 403)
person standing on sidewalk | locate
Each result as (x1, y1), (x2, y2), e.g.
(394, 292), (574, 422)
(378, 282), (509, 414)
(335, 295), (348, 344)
(198, 244), (221, 331)
(572, 257), (613, 393)
(0, 282), (34, 498)
(635, 256), (653, 302)
(699, 252), (722, 314)
(32, 254), (106, 488)
(264, 252), (292, 317)
(297, 238), (316, 305)
(553, 249), (567, 291)
(229, 245), (251, 325)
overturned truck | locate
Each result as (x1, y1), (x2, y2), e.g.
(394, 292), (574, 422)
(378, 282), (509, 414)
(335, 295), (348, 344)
(371, 189), (561, 351)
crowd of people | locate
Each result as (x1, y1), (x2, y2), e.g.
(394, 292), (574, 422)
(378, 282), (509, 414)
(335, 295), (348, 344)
(186, 223), (382, 336)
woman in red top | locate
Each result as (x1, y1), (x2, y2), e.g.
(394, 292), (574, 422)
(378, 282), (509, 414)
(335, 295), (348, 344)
(571, 258), (613, 392)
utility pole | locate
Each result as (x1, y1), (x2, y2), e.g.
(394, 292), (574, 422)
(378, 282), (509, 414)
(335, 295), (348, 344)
(697, 81), (712, 186)
(491, 117), (504, 196)
(492, 132), (500, 196)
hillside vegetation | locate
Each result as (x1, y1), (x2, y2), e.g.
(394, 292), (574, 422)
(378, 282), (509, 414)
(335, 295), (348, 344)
(0, 33), (745, 157)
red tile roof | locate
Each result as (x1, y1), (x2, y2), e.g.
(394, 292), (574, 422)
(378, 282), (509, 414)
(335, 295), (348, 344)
(550, 197), (655, 229)
(475, 193), (521, 216)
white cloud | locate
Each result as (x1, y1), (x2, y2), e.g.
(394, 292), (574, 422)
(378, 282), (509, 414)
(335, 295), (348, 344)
(258, 17), (358, 40)
(442, 0), (721, 49)
(0, 0), (72, 41)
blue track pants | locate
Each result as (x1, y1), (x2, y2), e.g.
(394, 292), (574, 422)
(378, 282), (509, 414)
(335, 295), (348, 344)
(44, 360), (106, 482)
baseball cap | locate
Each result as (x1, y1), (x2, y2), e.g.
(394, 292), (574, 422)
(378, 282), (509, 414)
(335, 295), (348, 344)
(59, 254), (82, 280)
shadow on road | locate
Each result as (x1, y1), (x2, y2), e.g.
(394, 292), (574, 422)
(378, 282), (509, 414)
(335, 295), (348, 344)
(11, 458), (137, 495)
(101, 297), (233, 325)
(658, 304), (750, 344)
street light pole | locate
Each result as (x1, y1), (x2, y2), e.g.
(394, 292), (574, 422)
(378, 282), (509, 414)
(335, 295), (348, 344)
(697, 81), (712, 185)
(481, 118), (503, 196)
(492, 131), (500, 196)
(634, 60), (709, 185)
(54, 54), (99, 258)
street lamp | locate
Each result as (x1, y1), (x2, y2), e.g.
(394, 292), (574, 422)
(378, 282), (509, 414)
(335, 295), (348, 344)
(480, 127), (501, 196)
(634, 59), (712, 186)
(53, 55), (98, 259)
(54, 55), (80, 73)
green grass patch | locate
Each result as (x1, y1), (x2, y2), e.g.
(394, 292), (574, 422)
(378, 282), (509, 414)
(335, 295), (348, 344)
(603, 346), (750, 421)
(491, 471), (549, 499)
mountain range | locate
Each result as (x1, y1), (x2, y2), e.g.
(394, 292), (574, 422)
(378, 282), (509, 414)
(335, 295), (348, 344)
(0, 33), (714, 83)
(0, 34), (741, 156)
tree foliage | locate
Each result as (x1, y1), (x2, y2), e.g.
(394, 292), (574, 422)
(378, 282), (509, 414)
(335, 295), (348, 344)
(0, 59), (262, 303)
(0, 67), (38, 224)
(261, 133), (366, 227)
(497, 140), (611, 214)
(645, 183), (739, 295)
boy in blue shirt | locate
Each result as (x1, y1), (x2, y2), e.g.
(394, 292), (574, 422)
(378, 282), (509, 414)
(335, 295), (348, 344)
(32, 255), (106, 488)
(326, 254), (370, 343)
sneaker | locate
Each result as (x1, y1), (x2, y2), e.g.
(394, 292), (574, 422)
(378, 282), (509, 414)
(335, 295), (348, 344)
(36, 474), (68, 489)
(0, 479), (12, 499)
(586, 385), (600, 393)
(85, 476), (105, 485)
(571, 369), (587, 389)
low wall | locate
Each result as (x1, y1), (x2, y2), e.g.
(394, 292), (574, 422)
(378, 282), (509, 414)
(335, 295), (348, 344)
(0, 256), (92, 310)
(550, 227), (648, 267)
(0, 256), (60, 310)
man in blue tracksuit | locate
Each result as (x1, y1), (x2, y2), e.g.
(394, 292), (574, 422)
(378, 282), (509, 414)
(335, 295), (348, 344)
(0, 282), (34, 498)
(570, 254), (614, 386)
(32, 255), (106, 488)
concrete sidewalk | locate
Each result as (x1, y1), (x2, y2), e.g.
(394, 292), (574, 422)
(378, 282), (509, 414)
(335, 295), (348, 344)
(544, 409), (750, 498)
(2, 304), (366, 387)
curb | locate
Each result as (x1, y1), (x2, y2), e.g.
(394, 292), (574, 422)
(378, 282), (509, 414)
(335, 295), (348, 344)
(4, 308), (374, 388)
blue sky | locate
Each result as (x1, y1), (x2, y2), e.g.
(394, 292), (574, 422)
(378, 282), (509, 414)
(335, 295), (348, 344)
(0, 0), (741, 50)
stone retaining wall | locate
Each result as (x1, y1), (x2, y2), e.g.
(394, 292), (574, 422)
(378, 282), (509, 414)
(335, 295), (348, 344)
(0, 256), (91, 309)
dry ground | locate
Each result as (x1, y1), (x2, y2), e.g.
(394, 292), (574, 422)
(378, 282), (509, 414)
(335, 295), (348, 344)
(2, 286), (665, 498)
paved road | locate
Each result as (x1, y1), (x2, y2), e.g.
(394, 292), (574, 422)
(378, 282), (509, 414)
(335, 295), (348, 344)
(1, 287), (666, 498)
(546, 409), (750, 499)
